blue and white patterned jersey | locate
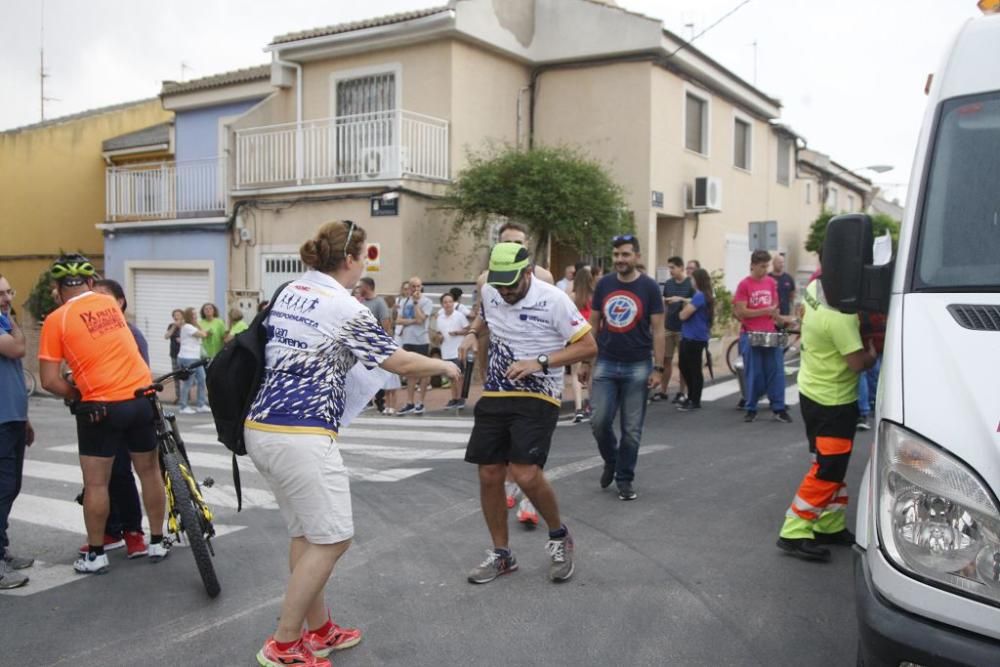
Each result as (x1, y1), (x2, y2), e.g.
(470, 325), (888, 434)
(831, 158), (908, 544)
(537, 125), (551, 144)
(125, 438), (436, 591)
(246, 270), (398, 436)
(480, 278), (591, 406)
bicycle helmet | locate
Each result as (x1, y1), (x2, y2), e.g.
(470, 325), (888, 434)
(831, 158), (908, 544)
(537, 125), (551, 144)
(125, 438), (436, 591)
(50, 253), (97, 286)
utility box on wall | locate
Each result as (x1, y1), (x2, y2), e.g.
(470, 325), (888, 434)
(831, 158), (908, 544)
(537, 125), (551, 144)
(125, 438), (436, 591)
(748, 220), (778, 251)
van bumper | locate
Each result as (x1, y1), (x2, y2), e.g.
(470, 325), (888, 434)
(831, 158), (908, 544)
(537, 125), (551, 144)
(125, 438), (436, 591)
(854, 547), (1000, 666)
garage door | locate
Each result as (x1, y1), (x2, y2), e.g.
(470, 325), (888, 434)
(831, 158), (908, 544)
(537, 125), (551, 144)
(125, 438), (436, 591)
(132, 269), (211, 375)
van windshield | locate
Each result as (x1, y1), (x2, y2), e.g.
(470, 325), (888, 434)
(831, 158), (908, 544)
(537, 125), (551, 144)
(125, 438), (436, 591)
(914, 92), (1000, 290)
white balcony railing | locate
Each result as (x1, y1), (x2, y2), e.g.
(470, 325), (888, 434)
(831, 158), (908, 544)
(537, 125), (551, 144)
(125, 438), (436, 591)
(105, 157), (226, 221)
(234, 110), (449, 189)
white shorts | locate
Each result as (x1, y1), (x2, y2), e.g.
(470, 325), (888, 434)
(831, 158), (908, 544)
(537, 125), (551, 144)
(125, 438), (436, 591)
(244, 427), (354, 543)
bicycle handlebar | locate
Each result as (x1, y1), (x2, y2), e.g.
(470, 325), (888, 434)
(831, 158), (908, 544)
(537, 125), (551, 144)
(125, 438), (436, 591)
(135, 359), (209, 399)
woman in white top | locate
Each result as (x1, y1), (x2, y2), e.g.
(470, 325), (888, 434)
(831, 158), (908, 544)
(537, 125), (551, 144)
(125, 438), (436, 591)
(435, 292), (470, 408)
(244, 220), (460, 667)
(177, 308), (209, 414)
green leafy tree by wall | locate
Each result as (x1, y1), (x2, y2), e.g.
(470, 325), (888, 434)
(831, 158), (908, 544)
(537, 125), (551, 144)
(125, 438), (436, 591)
(806, 210), (901, 256)
(441, 144), (632, 266)
(24, 268), (58, 323)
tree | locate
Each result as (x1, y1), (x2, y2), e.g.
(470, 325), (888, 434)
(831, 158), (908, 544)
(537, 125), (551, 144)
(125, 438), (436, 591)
(441, 144), (632, 266)
(805, 209), (900, 255)
(24, 268), (59, 323)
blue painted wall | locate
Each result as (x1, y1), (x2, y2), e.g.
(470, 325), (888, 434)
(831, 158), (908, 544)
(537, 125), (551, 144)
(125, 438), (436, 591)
(103, 228), (229, 306)
(175, 99), (261, 162)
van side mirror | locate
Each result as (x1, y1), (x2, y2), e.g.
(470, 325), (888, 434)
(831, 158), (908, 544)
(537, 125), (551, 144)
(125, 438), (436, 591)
(820, 214), (893, 314)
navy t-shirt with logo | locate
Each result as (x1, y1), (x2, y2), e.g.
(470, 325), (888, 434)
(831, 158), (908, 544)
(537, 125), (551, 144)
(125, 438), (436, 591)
(592, 273), (665, 362)
(662, 276), (695, 331)
(769, 271), (797, 316)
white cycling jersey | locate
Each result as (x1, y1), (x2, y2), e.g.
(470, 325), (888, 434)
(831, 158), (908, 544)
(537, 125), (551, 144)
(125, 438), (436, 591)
(246, 270), (398, 436)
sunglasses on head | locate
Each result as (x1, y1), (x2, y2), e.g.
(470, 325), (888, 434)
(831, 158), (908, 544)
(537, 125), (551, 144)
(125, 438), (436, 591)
(612, 234), (636, 244)
(343, 220), (356, 256)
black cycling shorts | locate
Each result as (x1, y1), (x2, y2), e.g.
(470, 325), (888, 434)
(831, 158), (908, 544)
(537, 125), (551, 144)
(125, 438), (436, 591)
(465, 396), (559, 468)
(403, 343), (430, 356)
(76, 396), (157, 458)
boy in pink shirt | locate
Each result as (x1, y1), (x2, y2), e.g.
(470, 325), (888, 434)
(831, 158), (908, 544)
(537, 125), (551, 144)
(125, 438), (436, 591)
(733, 250), (792, 423)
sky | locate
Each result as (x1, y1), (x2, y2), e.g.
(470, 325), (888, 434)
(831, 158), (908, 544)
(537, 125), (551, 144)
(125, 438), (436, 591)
(0, 0), (985, 201)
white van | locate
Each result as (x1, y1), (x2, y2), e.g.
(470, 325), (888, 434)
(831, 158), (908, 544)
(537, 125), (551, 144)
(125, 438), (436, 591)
(821, 11), (1000, 665)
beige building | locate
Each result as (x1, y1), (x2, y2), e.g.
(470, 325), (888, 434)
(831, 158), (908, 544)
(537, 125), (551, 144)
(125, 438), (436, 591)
(224, 0), (872, 299)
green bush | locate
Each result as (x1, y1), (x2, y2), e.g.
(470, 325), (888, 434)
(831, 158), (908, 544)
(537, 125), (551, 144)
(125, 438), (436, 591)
(24, 269), (58, 323)
(805, 210), (900, 255)
(710, 269), (734, 338)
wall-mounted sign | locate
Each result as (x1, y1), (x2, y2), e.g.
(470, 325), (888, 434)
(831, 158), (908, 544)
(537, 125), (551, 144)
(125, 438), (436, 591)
(365, 243), (381, 273)
(370, 195), (399, 217)
(651, 190), (664, 209)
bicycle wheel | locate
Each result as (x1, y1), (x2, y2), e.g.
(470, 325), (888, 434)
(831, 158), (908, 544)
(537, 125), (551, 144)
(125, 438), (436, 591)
(163, 450), (221, 598)
(22, 368), (36, 396)
(725, 338), (741, 375)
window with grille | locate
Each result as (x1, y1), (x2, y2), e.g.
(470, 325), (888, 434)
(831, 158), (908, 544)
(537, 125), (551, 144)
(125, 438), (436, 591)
(261, 254), (305, 299)
(685, 93), (709, 154)
(336, 73), (396, 117)
(734, 118), (751, 170)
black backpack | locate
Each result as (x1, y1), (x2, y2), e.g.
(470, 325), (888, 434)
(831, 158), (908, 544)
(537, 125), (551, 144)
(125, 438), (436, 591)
(206, 282), (290, 510)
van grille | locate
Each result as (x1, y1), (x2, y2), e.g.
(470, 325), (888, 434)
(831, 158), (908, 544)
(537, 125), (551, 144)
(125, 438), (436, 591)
(947, 304), (1000, 331)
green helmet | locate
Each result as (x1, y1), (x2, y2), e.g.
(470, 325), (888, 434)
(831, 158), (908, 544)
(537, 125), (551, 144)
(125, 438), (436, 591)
(51, 253), (96, 285)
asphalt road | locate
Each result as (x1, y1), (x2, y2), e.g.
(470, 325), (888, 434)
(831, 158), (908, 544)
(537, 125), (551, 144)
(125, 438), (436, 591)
(1, 381), (869, 666)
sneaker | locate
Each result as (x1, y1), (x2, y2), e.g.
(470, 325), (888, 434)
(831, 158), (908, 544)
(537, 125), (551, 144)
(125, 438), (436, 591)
(744, 411), (758, 423)
(504, 481), (520, 509)
(124, 531), (148, 559)
(672, 392), (686, 405)
(73, 552), (110, 574)
(444, 399), (458, 409)
(302, 621), (362, 657)
(78, 534), (125, 555)
(856, 416), (872, 432)
(0, 561), (28, 589)
(196, 405), (212, 414)
(572, 410), (585, 424)
(736, 398), (746, 410)
(257, 637), (330, 667)
(3, 549), (34, 570)
(413, 403), (425, 415)
(773, 410), (793, 424)
(148, 540), (171, 562)
(179, 406), (197, 415)
(676, 399), (701, 412)
(649, 392), (666, 402)
(618, 481), (638, 501)
(381, 407), (396, 416)
(454, 399), (466, 410)
(467, 549), (518, 584)
(517, 498), (539, 527)
(546, 533), (575, 582)
(397, 403), (416, 416)
(776, 537), (831, 562)
(599, 463), (615, 490)
(814, 529), (856, 547)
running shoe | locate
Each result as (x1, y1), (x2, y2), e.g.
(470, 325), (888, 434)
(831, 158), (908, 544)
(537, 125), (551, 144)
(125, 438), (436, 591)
(773, 410), (793, 424)
(856, 415), (872, 431)
(572, 410), (585, 424)
(78, 534), (125, 555)
(744, 410), (758, 423)
(546, 533), (575, 582)
(504, 481), (519, 509)
(600, 463), (615, 490)
(124, 531), (148, 559)
(73, 552), (110, 574)
(179, 406), (197, 415)
(0, 560), (28, 589)
(444, 399), (458, 409)
(517, 498), (539, 527)
(454, 399), (466, 410)
(413, 403), (425, 415)
(468, 549), (518, 584)
(257, 637), (330, 667)
(618, 481), (638, 501)
(396, 403), (416, 416)
(672, 392), (686, 405)
(302, 621), (362, 656)
(649, 392), (666, 402)
(196, 405), (212, 414)
(3, 549), (34, 570)
(148, 540), (170, 562)
(676, 399), (701, 411)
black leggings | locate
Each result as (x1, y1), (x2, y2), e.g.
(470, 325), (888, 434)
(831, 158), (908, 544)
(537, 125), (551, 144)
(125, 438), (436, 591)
(678, 339), (708, 406)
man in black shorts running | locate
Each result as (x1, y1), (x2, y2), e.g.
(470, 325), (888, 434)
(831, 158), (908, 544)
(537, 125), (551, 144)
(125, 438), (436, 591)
(459, 243), (596, 584)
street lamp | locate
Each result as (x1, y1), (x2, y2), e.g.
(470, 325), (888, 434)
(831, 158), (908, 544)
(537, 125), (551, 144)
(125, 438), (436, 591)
(852, 164), (894, 174)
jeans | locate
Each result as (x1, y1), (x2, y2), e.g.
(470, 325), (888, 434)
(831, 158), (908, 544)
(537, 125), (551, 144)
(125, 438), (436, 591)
(178, 357), (207, 409)
(0, 421), (27, 552)
(739, 333), (786, 413)
(678, 339), (707, 406)
(857, 355), (881, 416)
(590, 358), (652, 484)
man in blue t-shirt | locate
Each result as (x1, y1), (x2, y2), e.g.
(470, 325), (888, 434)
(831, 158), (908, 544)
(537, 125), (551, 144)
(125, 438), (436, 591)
(580, 235), (665, 501)
(769, 253), (797, 317)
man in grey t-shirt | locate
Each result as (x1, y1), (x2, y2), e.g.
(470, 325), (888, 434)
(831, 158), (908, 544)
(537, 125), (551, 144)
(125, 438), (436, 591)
(358, 277), (391, 332)
(396, 276), (434, 415)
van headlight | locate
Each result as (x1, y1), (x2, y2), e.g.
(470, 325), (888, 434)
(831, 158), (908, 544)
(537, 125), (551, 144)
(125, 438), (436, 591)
(877, 421), (1000, 603)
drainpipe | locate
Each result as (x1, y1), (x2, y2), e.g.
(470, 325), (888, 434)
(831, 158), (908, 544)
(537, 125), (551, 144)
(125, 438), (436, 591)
(274, 55), (303, 184)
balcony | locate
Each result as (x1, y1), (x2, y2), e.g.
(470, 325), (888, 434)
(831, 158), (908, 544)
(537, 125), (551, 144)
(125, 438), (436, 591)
(106, 157), (226, 221)
(233, 110), (449, 190)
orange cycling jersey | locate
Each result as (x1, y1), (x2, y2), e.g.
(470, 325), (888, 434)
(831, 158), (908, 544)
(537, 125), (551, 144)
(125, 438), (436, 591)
(38, 291), (151, 402)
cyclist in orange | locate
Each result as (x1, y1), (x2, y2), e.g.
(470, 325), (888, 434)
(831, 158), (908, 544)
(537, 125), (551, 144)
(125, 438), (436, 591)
(38, 254), (168, 574)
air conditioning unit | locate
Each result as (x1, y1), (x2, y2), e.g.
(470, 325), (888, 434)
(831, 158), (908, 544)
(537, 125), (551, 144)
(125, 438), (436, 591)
(360, 147), (398, 180)
(692, 176), (723, 212)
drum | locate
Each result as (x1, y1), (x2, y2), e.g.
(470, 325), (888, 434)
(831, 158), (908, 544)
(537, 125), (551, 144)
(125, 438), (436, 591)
(748, 331), (789, 348)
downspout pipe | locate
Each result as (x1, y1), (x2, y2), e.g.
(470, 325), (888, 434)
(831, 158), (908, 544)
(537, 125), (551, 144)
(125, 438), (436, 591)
(274, 54), (303, 184)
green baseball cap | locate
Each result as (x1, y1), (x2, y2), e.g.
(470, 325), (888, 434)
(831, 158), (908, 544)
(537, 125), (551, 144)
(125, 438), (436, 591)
(487, 242), (531, 286)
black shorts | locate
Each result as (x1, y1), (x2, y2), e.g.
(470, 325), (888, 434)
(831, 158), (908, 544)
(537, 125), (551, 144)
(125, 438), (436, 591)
(465, 396), (559, 468)
(403, 343), (430, 356)
(76, 396), (157, 458)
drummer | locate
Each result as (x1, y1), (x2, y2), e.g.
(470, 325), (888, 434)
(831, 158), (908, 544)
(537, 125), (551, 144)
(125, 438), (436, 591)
(733, 250), (795, 424)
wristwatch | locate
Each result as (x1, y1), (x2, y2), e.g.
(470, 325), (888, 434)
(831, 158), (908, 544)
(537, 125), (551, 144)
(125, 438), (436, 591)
(537, 354), (550, 375)
(653, 365), (665, 373)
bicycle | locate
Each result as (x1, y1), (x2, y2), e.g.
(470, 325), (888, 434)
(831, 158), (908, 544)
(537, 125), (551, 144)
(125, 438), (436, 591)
(134, 360), (221, 598)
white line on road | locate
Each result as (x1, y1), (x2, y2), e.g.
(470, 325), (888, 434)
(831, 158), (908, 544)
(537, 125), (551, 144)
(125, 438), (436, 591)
(189, 416), (475, 432)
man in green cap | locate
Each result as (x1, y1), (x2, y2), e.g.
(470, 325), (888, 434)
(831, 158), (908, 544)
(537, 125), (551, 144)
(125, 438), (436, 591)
(458, 242), (597, 584)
